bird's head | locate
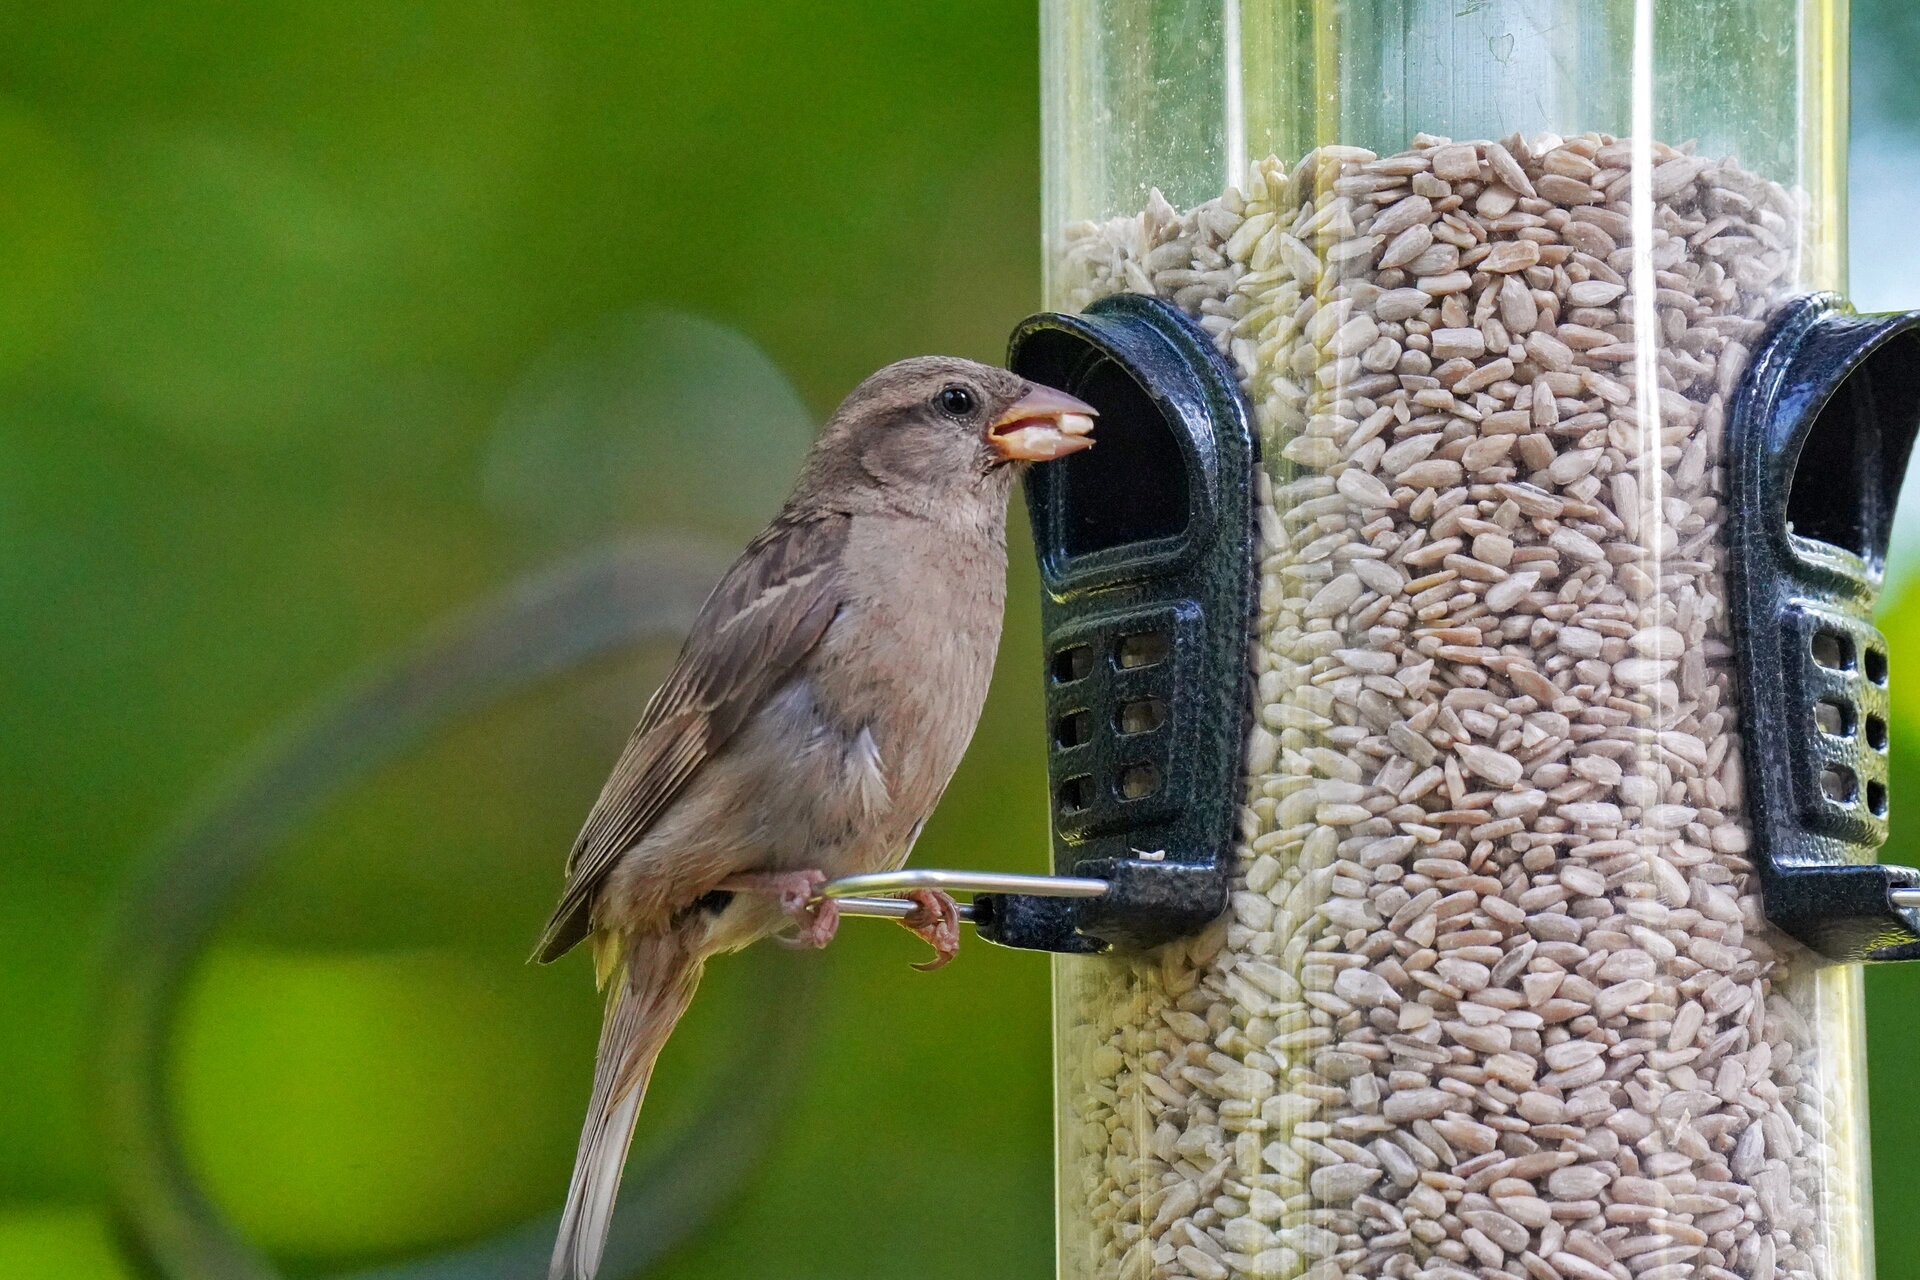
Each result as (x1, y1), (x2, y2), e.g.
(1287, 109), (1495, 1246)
(800, 357), (1096, 511)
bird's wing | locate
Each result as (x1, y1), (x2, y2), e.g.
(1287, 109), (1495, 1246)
(533, 515), (849, 963)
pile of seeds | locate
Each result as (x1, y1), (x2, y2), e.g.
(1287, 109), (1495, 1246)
(1053, 134), (1869, 1280)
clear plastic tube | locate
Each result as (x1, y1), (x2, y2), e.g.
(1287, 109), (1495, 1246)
(1044, 4), (1869, 1279)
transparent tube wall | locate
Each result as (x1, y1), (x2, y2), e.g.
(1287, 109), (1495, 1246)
(1044, 3), (1869, 1279)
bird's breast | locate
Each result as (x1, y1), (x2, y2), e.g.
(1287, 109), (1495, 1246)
(816, 522), (1007, 828)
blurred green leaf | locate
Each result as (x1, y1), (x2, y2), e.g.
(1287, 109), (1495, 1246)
(0, 1208), (135, 1280)
(174, 945), (593, 1263)
(0, 100), (96, 381)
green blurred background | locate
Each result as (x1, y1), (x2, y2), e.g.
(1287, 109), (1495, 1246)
(6, 2), (1920, 1277)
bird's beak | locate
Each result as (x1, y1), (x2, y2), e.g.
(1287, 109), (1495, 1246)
(988, 384), (1098, 462)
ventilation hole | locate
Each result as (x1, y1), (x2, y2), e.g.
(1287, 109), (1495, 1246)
(1814, 699), (1853, 737)
(1867, 647), (1890, 685)
(1052, 645), (1094, 683)
(1116, 697), (1168, 735)
(1116, 631), (1171, 669)
(1811, 630), (1853, 671)
(1819, 765), (1858, 804)
(1055, 710), (1091, 748)
(1058, 776), (1092, 814)
(1868, 714), (1890, 751)
(1117, 762), (1162, 800)
(1870, 779), (1890, 818)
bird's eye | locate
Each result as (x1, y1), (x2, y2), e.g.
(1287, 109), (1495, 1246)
(936, 385), (977, 418)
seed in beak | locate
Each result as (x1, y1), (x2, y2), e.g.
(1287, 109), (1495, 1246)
(990, 386), (1098, 462)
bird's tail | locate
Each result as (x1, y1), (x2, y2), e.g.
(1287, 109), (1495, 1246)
(550, 929), (705, 1280)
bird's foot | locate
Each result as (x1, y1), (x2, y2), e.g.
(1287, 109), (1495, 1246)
(718, 870), (839, 949)
(900, 889), (962, 972)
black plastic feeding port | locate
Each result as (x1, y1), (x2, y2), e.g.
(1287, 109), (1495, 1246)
(976, 295), (1257, 954)
(1728, 293), (1920, 961)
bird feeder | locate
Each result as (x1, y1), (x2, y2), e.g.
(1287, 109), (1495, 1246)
(986, 2), (1920, 1279)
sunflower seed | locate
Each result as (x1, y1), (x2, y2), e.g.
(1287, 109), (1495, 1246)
(1053, 135), (1838, 1280)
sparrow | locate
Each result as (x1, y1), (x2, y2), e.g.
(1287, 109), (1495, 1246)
(533, 356), (1096, 1280)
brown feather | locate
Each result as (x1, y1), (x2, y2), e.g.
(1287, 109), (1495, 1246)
(548, 930), (705, 1280)
(533, 515), (849, 962)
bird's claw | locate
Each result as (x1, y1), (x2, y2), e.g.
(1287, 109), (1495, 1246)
(790, 895), (839, 949)
(719, 870), (839, 949)
(900, 889), (962, 972)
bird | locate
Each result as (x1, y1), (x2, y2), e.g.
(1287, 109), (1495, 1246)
(532, 356), (1096, 1280)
